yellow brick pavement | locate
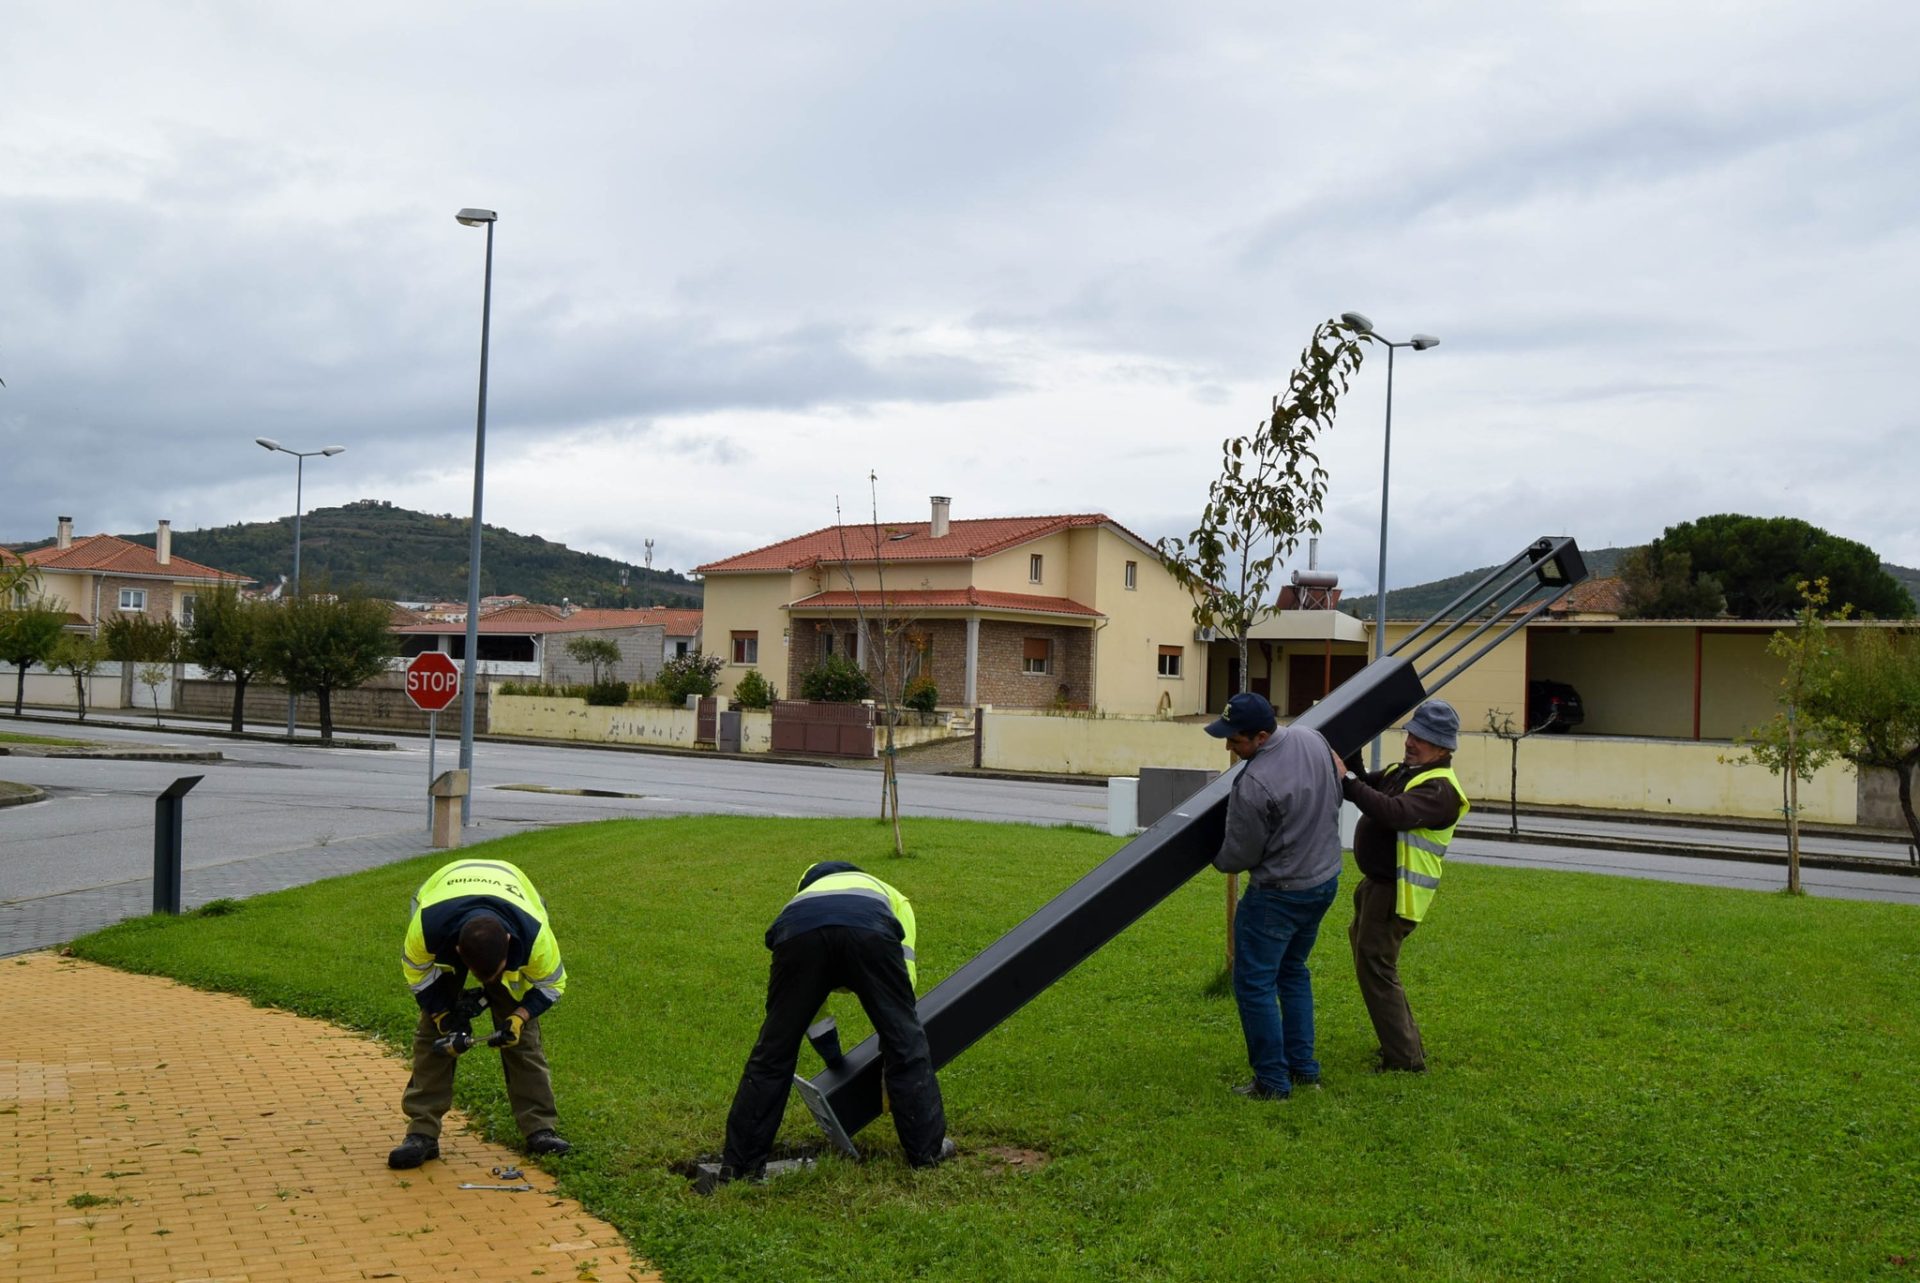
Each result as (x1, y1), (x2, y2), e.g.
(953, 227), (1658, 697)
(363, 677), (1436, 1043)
(0, 953), (655, 1283)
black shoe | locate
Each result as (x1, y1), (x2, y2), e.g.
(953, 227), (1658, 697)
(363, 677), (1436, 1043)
(1231, 1080), (1291, 1101)
(1373, 1061), (1427, 1074)
(387, 1134), (439, 1169)
(526, 1129), (572, 1157)
(1290, 1072), (1323, 1091)
(910, 1137), (959, 1169)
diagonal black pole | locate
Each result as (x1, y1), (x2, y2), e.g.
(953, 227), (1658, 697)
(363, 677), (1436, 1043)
(800, 537), (1585, 1146)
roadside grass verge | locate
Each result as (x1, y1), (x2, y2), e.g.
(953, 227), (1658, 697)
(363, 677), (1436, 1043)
(70, 816), (1920, 1282)
(0, 730), (93, 747)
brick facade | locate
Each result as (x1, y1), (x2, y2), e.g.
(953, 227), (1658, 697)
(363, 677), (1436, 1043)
(96, 576), (176, 624)
(976, 620), (1092, 708)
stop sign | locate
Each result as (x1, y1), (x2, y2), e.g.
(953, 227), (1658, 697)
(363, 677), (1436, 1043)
(406, 652), (462, 712)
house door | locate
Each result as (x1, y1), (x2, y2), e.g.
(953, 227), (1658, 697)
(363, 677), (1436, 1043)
(1286, 653), (1366, 718)
(1224, 658), (1272, 703)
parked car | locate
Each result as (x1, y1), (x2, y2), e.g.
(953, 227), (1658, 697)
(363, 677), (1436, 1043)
(1527, 680), (1584, 732)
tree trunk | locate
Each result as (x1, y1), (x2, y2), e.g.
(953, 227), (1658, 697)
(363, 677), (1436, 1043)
(73, 671), (87, 722)
(1784, 722), (1802, 894)
(318, 688), (334, 743)
(12, 661), (25, 716)
(1898, 757), (1920, 868)
(1508, 739), (1520, 838)
(230, 675), (249, 734)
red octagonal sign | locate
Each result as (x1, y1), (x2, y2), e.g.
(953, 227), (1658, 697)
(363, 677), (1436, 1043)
(406, 652), (462, 712)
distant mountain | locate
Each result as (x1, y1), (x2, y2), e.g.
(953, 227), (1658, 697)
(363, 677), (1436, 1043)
(7, 502), (702, 609)
(1342, 547), (1920, 620)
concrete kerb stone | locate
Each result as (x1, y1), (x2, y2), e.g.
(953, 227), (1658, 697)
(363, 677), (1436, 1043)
(1, 709), (396, 750)
(0, 780), (45, 807)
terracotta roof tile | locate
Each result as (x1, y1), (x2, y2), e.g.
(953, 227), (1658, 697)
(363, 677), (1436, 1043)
(394, 605), (703, 636)
(22, 534), (251, 584)
(787, 588), (1102, 618)
(695, 514), (1156, 573)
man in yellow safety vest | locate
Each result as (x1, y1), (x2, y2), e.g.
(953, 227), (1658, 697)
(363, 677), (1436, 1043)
(1333, 700), (1470, 1074)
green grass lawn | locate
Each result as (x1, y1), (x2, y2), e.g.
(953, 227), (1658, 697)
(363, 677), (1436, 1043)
(71, 817), (1920, 1282)
(0, 730), (92, 747)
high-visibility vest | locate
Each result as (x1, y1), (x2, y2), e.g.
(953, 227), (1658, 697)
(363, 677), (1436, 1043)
(402, 859), (565, 1011)
(1393, 766), (1469, 923)
(783, 868), (918, 988)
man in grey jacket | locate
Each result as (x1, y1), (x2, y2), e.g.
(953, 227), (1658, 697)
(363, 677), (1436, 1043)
(1208, 692), (1344, 1100)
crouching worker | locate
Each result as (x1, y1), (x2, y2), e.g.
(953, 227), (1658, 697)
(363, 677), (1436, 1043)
(387, 858), (570, 1169)
(717, 861), (956, 1183)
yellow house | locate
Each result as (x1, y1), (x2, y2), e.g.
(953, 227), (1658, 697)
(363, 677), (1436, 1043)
(693, 498), (1211, 715)
(18, 516), (251, 632)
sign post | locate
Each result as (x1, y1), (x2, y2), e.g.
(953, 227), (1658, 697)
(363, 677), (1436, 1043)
(406, 653), (462, 833)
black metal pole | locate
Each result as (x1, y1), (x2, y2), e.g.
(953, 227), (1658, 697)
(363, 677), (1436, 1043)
(152, 775), (204, 915)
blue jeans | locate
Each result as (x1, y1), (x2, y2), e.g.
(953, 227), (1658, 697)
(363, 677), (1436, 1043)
(1232, 875), (1340, 1092)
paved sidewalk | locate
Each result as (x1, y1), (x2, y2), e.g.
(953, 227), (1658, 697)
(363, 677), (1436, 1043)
(1, 824), (539, 958)
(0, 952), (653, 1283)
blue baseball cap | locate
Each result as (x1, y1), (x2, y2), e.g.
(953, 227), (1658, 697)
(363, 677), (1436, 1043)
(1205, 692), (1277, 738)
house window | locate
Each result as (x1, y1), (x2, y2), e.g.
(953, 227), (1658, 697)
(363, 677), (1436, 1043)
(822, 631), (836, 656)
(731, 630), (759, 664)
(118, 588), (147, 612)
(1022, 637), (1052, 675)
(1029, 554), (1043, 584)
(1157, 645), (1183, 678)
(179, 594), (198, 627)
(1125, 560), (1138, 590)
(674, 640), (689, 658)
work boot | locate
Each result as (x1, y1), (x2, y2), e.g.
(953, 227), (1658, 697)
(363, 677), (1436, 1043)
(1290, 1071), (1323, 1091)
(911, 1137), (959, 1169)
(387, 1134), (439, 1169)
(526, 1129), (572, 1157)
(1231, 1080), (1291, 1101)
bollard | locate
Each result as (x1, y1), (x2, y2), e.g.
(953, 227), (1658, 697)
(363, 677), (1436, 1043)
(430, 769), (471, 849)
(1106, 777), (1140, 837)
(153, 775), (204, 915)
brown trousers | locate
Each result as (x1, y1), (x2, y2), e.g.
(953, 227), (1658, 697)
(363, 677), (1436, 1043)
(400, 1009), (559, 1141)
(1348, 876), (1425, 1070)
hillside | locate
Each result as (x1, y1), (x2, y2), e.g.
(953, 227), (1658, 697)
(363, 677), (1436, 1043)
(9, 503), (702, 608)
(1341, 547), (1920, 620)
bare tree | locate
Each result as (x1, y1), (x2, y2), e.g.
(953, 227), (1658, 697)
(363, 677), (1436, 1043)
(831, 475), (910, 856)
(1485, 708), (1557, 838)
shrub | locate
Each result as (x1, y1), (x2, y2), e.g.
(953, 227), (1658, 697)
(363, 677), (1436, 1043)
(658, 651), (723, 704)
(800, 654), (872, 703)
(585, 680), (629, 706)
(627, 679), (671, 704)
(903, 674), (939, 713)
(735, 668), (777, 709)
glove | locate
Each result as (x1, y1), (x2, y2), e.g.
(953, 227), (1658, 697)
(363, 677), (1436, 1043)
(454, 987), (490, 1021)
(430, 1009), (458, 1035)
(488, 1012), (526, 1049)
(433, 1030), (478, 1057)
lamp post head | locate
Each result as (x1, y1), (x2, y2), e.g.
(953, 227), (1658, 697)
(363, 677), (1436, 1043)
(455, 208), (498, 227)
(321, 446), (347, 456)
(1410, 334), (1441, 351)
(1340, 311), (1375, 335)
(256, 437), (283, 452)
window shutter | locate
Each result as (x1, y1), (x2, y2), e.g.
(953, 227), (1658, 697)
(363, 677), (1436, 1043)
(1022, 638), (1050, 661)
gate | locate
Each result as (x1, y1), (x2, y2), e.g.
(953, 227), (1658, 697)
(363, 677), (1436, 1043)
(770, 700), (876, 758)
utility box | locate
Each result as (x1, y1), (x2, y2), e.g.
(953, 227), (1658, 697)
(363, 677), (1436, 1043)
(1106, 777), (1140, 837)
(1137, 767), (1215, 827)
(430, 769), (470, 849)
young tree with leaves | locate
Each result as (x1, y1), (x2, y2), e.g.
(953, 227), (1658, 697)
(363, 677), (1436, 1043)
(259, 592), (396, 743)
(186, 585), (271, 733)
(1158, 318), (1369, 699)
(51, 634), (106, 722)
(564, 635), (623, 687)
(1810, 626), (1920, 864)
(1, 603), (69, 716)
(1730, 579), (1846, 893)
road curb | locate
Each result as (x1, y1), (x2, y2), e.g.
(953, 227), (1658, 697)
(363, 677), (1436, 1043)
(0, 711), (393, 750)
(0, 782), (46, 807)
(1457, 823), (1919, 877)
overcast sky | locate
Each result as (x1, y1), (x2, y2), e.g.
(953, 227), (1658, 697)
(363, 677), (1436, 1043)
(4, 1), (1916, 594)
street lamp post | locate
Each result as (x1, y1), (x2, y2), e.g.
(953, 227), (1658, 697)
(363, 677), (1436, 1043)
(455, 207), (497, 825)
(255, 437), (346, 737)
(1339, 312), (1439, 770)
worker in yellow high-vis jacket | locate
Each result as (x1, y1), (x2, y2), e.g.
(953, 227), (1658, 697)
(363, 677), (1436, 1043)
(1334, 700), (1470, 1074)
(388, 858), (570, 1169)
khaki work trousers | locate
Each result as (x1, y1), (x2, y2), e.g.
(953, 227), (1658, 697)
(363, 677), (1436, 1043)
(1348, 876), (1426, 1071)
(400, 1010), (559, 1141)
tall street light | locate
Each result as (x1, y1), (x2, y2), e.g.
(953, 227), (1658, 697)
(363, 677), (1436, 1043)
(1339, 312), (1439, 770)
(455, 207), (497, 825)
(256, 437), (346, 736)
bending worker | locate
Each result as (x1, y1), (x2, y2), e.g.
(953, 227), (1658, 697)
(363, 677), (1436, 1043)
(1333, 699), (1470, 1074)
(1208, 691), (1344, 1101)
(388, 858), (570, 1169)
(719, 861), (955, 1182)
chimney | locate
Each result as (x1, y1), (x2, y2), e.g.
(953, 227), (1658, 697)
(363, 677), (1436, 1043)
(930, 495), (951, 539)
(156, 520), (172, 566)
(56, 516), (73, 549)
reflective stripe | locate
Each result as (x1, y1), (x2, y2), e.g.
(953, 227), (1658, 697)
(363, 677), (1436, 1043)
(796, 885), (891, 907)
(525, 964), (564, 987)
(1404, 831), (1450, 857)
(406, 966), (441, 994)
(900, 946), (916, 961)
(1397, 866), (1441, 890)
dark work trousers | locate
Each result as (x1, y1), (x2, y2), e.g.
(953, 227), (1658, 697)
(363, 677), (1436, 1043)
(401, 1006), (560, 1141)
(722, 925), (946, 1175)
(1348, 876), (1426, 1070)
